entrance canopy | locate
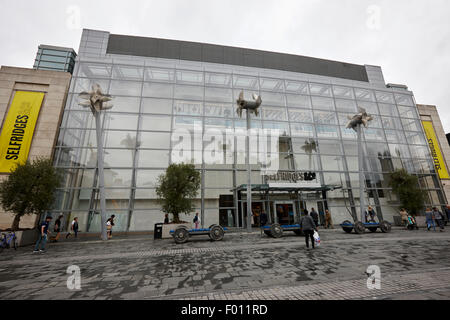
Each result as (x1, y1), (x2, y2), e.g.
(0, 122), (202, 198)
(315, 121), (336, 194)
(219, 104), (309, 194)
(232, 184), (342, 193)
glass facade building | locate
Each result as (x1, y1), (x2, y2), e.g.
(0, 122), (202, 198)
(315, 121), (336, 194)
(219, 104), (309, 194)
(34, 45), (77, 74)
(51, 29), (447, 232)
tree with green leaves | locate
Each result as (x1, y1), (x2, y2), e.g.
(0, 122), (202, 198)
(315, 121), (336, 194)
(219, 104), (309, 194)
(156, 163), (201, 224)
(0, 158), (62, 231)
(388, 168), (426, 215)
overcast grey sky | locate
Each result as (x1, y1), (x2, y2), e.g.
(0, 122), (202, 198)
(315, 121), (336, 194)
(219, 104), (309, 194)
(1, 0), (449, 131)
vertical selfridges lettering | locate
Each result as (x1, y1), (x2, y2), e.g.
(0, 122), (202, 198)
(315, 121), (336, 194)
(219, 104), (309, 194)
(0, 91), (45, 173)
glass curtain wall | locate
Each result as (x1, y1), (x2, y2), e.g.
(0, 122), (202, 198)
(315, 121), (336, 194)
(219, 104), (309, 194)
(51, 56), (445, 231)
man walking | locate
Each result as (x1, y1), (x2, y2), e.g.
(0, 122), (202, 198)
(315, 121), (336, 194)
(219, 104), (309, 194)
(66, 217), (79, 239)
(433, 207), (445, 232)
(51, 215), (63, 242)
(299, 212), (317, 250)
(33, 216), (52, 253)
(325, 210), (334, 229)
(425, 208), (436, 231)
(310, 208), (319, 228)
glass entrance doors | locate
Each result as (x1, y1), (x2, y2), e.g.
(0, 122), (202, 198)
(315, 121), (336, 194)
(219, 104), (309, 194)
(274, 202), (296, 225)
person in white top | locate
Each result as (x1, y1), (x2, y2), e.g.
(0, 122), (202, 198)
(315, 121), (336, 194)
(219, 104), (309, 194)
(106, 215), (116, 239)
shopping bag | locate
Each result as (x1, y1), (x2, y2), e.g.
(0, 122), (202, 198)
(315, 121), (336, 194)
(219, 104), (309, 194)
(313, 231), (321, 247)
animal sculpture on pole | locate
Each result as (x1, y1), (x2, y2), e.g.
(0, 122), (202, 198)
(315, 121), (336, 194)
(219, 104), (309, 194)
(236, 91), (262, 118)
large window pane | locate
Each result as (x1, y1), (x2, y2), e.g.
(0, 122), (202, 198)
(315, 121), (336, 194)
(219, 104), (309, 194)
(378, 104), (399, 117)
(316, 125), (338, 138)
(205, 72), (232, 87)
(291, 123), (314, 137)
(173, 100), (203, 116)
(405, 131), (427, 145)
(144, 67), (175, 82)
(286, 94), (311, 109)
(233, 75), (259, 89)
(136, 170), (165, 188)
(104, 131), (138, 148)
(335, 99), (357, 113)
(73, 78), (109, 94)
(205, 87), (232, 103)
(176, 70), (203, 85)
(140, 132), (171, 149)
(357, 101), (379, 115)
(261, 91), (285, 106)
(354, 88), (375, 102)
(312, 96), (335, 111)
(289, 109), (313, 123)
(111, 96), (140, 113)
(140, 115), (172, 131)
(138, 150), (170, 168)
(109, 80), (141, 96)
(310, 83), (332, 97)
(333, 86), (354, 99)
(263, 107), (287, 121)
(381, 116), (402, 130)
(285, 81), (309, 94)
(260, 78), (284, 92)
(375, 91), (395, 104)
(104, 114), (139, 130)
(103, 149), (133, 167)
(104, 169), (133, 187)
(398, 106), (419, 119)
(141, 98), (173, 114)
(314, 111), (337, 125)
(363, 128), (385, 142)
(317, 139), (343, 155)
(385, 130), (406, 144)
(395, 93), (414, 106)
(205, 103), (234, 118)
(401, 118), (422, 131)
(174, 84), (204, 100)
(112, 65), (144, 80)
(142, 82), (174, 98)
(78, 63), (112, 78)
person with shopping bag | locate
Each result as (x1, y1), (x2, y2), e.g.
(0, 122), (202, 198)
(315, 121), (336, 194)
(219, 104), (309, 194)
(299, 211), (318, 250)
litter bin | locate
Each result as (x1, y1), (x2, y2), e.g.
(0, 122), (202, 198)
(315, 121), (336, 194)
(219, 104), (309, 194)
(154, 223), (163, 239)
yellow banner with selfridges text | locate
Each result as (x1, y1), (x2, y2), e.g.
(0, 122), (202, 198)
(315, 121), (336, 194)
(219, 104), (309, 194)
(422, 120), (450, 179)
(0, 91), (45, 173)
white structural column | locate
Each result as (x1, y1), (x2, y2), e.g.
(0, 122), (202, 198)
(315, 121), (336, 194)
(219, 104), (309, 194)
(246, 109), (252, 233)
(95, 112), (108, 241)
(357, 124), (366, 223)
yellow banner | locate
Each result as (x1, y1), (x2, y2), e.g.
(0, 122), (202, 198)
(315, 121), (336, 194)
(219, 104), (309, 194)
(0, 91), (45, 173)
(422, 120), (450, 179)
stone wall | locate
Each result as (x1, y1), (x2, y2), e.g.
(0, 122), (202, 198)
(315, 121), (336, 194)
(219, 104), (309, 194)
(0, 66), (71, 230)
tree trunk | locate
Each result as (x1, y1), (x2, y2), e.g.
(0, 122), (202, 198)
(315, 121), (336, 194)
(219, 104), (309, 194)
(172, 213), (180, 224)
(11, 214), (21, 231)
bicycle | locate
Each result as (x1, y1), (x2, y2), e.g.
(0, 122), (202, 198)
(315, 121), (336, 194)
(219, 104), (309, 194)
(0, 232), (18, 253)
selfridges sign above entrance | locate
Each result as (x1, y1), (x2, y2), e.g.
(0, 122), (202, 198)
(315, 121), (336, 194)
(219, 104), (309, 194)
(264, 171), (317, 183)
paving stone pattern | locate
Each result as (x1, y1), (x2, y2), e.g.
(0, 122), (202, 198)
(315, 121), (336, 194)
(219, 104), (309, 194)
(0, 228), (449, 300)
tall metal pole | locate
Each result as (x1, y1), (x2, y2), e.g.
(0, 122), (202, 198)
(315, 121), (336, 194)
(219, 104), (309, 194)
(95, 112), (108, 241)
(246, 109), (252, 233)
(357, 124), (365, 223)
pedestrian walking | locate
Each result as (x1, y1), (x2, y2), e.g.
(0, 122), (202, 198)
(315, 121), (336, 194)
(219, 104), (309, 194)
(445, 205), (450, 222)
(433, 207), (445, 232)
(33, 216), (52, 253)
(325, 210), (334, 229)
(66, 217), (79, 239)
(425, 208), (436, 231)
(50, 215), (63, 242)
(193, 212), (200, 229)
(399, 208), (409, 229)
(106, 215), (116, 239)
(299, 212), (317, 249)
(310, 208), (319, 227)
(260, 210), (268, 226)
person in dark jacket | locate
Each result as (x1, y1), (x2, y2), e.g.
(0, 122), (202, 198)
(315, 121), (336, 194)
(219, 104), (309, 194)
(260, 210), (268, 226)
(432, 207), (445, 232)
(299, 212), (318, 249)
(310, 208), (319, 228)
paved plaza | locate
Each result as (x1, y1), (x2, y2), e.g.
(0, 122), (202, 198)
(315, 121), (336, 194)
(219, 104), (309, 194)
(1, 227), (450, 300)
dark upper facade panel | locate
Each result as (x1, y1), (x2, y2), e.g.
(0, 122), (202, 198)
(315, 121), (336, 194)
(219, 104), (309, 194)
(106, 34), (369, 83)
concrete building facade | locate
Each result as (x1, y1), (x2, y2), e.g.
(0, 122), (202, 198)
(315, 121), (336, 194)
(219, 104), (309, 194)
(0, 66), (71, 230)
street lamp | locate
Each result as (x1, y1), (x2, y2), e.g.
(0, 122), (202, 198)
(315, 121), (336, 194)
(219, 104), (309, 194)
(236, 91), (262, 233)
(79, 84), (113, 241)
(346, 107), (373, 223)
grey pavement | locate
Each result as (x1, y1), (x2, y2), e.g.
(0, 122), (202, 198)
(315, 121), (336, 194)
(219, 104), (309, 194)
(1, 227), (450, 300)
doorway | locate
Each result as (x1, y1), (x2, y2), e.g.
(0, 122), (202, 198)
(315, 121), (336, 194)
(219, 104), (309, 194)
(273, 202), (296, 225)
